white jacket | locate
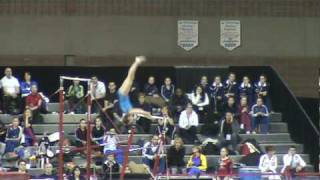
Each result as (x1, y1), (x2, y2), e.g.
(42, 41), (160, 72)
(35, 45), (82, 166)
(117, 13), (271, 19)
(281, 154), (306, 173)
(259, 154), (278, 173)
(178, 110), (199, 129)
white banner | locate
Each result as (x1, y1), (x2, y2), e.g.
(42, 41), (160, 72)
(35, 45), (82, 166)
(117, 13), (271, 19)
(220, 20), (241, 51)
(177, 20), (199, 51)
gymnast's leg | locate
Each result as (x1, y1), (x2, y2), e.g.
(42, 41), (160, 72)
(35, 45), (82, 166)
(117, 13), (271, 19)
(119, 56), (146, 96)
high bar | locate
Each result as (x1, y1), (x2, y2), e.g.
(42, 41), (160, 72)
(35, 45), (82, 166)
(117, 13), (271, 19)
(60, 76), (91, 82)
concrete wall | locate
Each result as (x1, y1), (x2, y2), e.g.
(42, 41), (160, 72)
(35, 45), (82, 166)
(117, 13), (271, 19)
(0, 16), (319, 97)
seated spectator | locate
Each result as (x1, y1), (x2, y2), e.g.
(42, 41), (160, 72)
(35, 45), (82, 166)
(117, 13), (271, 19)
(66, 79), (84, 114)
(103, 128), (123, 165)
(142, 135), (166, 174)
(154, 106), (176, 143)
(169, 88), (189, 119)
(189, 85), (210, 123)
(217, 147), (233, 180)
(178, 103), (199, 144)
(135, 93), (153, 133)
(259, 146), (280, 180)
(186, 146), (207, 177)
(219, 112), (240, 152)
(222, 97), (237, 117)
(74, 119), (87, 147)
(5, 117), (23, 153)
(16, 159), (28, 174)
(0, 121), (6, 155)
(68, 166), (85, 180)
(238, 97), (252, 134)
(25, 84), (42, 122)
(21, 108), (36, 146)
(195, 75), (210, 93)
(255, 74), (272, 111)
(223, 73), (238, 101)
(91, 117), (106, 152)
(209, 75), (224, 115)
(90, 75), (106, 113)
(120, 113), (144, 134)
(144, 76), (159, 97)
(167, 137), (186, 174)
(281, 146), (306, 177)
(38, 163), (58, 180)
(1, 67), (20, 114)
(161, 77), (175, 102)
(239, 76), (254, 107)
(101, 81), (118, 127)
(103, 154), (120, 176)
(251, 97), (270, 134)
(20, 72), (38, 110)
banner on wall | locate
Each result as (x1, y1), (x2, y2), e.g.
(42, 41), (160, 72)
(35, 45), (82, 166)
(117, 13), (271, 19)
(220, 20), (241, 51)
(177, 20), (199, 51)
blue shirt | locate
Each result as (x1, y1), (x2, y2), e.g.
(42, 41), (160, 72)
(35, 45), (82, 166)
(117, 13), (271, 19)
(20, 81), (38, 97)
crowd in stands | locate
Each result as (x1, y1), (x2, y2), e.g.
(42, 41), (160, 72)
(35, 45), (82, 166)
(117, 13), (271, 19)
(0, 67), (308, 179)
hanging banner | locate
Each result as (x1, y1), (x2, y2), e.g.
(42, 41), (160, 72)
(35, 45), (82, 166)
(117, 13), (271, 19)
(177, 20), (199, 51)
(220, 20), (241, 51)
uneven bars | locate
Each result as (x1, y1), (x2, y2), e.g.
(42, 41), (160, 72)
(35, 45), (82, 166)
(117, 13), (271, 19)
(60, 76), (91, 82)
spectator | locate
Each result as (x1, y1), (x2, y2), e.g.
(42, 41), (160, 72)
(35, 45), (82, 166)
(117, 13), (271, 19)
(251, 97), (270, 134)
(281, 146), (306, 176)
(196, 75), (210, 93)
(143, 76), (159, 97)
(1, 67), (20, 114)
(219, 112), (240, 152)
(178, 103), (199, 144)
(25, 84), (42, 122)
(17, 159), (28, 173)
(222, 96), (237, 116)
(75, 119), (87, 147)
(160, 77), (175, 102)
(91, 117), (106, 152)
(239, 76), (254, 107)
(224, 73), (237, 101)
(38, 163), (58, 180)
(135, 93), (153, 133)
(102, 81), (118, 126)
(103, 154), (120, 176)
(238, 97), (252, 134)
(20, 72), (38, 110)
(189, 85), (210, 123)
(186, 146), (207, 177)
(0, 121), (7, 155)
(209, 76), (224, 115)
(154, 106), (176, 143)
(66, 79), (84, 114)
(169, 88), (189, 119)
(90, 75), (106, 113)
(167, 137), (186, 174)
(142, 135), (166, 174)
(68, 166), (85, 180)
(259, 146), (280, 180)
(217, 147), (233, 180)
(103, 128), (123, 165)
(120, 113), (144, 134)
(5, 117), (23, 153)
(21, 108), (36, 146)
(255, 74), (272, 111)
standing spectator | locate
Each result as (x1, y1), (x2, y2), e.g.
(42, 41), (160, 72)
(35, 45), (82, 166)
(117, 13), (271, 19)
(144, 76), (159, 97)
(102, 81), (118, 126)
(20, 72), (38, 111)
(239, 76), (254, 107)
(160, 77), (175, 102)
(91, 117), (106, 153)
(154, 106), (176, 143)
(90, 76), (106, 113)
(178, 103), (199, 144)
(167, 137), (186, 174)
(169, 88), (189, 120)
(66, 79), (84, 114)
(0, 121), (7, 155)
(21, 108), (36, 146)
(142, 135), (166, 174)
(189, 85), (210, 123)
(25, 85), (42, 122)
(255, 74), (272, 111)
(1, 67), (20, 114)
(219, 112), (240, 152)
(38, 163), (58, 180)
(259, 146), (280, 180)
(5, 117), (23, 153)
(187, 146), (207, 177)
(251, 97), (270, 134)
(209, 76), (224, 115)
(222, 97), (237, 116)
(68, 166), (85, 180)
(196, 75), (210, 93)
(217, 147), (233, 180)
(281, 146), (306, 177)
(74, 119), (87, 148)
(224, 73), (238, 101)
(238, 97), (252, 134)
(135, 93), (153, 133)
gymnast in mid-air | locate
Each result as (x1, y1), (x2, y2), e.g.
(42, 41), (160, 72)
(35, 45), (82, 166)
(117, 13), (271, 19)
(118, 56), (154, 124)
